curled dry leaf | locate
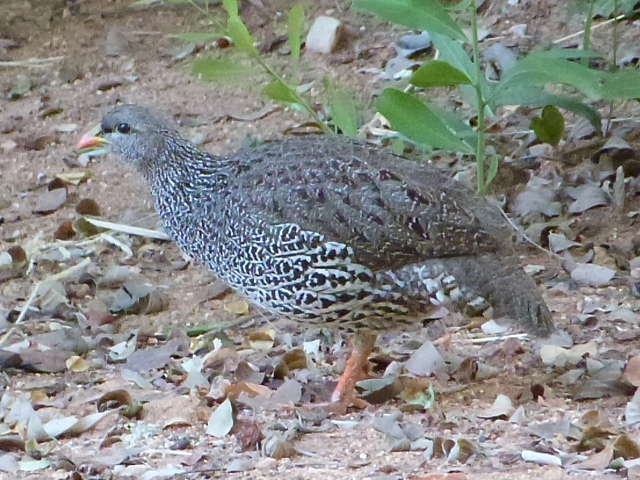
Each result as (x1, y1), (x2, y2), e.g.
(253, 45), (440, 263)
(53, 220), (75, 240)
(96, 389), (133, 412)
(548, 232), (581, 253)
(0, 245), (27, 281)
(65, 355), (89, 373)
(566, 184), (610, 214)
(357, 376), (404, 405)
(224, 300), (249, 315)
(591, 136), (634, 165)
(247, 330), (275, 350)
(264, 432), (299, 459)
(226, 382), (271, 401)
(71, 217), (101, 237)
(110, 282), (169, 315)
(274, 348), (307, 379)
(614, 434), (640, 460)
(75, 198), (101, 216)
(477, 394), (514, 419)
(234, 421), (265, 451)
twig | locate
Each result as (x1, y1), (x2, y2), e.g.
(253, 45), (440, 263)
(496, 204), (562, 260)
(82, 217), (170, 240)
(464, 333), (529, 344)
(0, 258), (91, 347)
(553, 13), (626, 44)
(0, 56), (65, 67)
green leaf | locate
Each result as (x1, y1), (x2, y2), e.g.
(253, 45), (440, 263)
(430, 33), (476, 81)
(169, 33), (219, 44)
(352, 0), (467, 42)
(324, 79), (359, 137)
(376, 88), (474, 153)
(222, 0), (239, 17)
(495, 55), (603, 100)
(599, 70), (640, 101)
(262, 79), (301, 104)
(288, 5), (304, 63)
(410, 60), (473, 88)
(593, 0), (637, 16)
(427, 103), (477, 146)
(491, 86), (601, 128)
(226, 17), (257, 55)
(192, 58), (255, 81)
(530, 105), (565, 146)
(390, 138), (405, 155)
(485, 153), (500, 188)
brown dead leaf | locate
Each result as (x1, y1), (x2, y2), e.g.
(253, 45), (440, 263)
(274, 348), (307, 379)
(96, 389), (133, 412)
(614, 433), (640, 460)
(234, 421), (264, 451)
(225, 382), (271, 401)
(75, 198), (101, 216)
(247, 330), (275, 350)
(623, 355), (640, 387)
(53, 220), (75, 240)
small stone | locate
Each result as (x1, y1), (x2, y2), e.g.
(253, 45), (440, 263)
(305, 16), (343, 54)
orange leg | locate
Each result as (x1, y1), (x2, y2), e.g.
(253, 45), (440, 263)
(329, 331), (377, 412)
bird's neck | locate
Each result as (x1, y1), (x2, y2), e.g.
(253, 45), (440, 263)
(144, 141), (233, 254)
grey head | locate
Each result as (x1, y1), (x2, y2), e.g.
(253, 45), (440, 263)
(79, 104), (186, 174)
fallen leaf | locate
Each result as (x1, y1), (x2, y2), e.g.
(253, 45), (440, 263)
(404, 341), (446, 376)
(206, 399), (234, 438)
(570, 264), (616, 287)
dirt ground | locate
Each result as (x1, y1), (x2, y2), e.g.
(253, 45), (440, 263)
(3, 0), (640, 479)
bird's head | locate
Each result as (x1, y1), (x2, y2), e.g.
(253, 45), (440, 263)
(76, 104), (183, 174)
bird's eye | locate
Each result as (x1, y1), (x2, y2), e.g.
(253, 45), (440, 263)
(116, 123), (131, 134)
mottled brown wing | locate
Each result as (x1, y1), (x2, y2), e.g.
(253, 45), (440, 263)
(223, 137), (506, 272)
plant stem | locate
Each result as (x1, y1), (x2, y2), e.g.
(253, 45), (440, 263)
(582, 0), (595, 67)
(470, 0), (487, 194)
(189, 0), (332, 135)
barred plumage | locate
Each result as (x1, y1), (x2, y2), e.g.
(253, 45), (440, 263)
(78, 104), (553, 409)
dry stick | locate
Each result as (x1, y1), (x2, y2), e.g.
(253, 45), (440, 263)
(553, 13), (626, 44)
(0, 257), (91, 348)
(496, 205), (562, 260)
(0, 56), (65, 67)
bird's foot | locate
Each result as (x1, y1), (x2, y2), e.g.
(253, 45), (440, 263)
(321, 332), (377, 414)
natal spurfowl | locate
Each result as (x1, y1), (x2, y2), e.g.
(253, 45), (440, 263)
(77, 104), (553, 411)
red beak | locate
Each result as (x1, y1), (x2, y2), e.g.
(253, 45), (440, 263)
(76, 124), (111, 155)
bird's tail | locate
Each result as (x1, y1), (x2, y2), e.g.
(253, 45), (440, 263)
(379, 254), (553, 336)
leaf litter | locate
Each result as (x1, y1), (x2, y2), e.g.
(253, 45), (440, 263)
(7, 2), (640, 479)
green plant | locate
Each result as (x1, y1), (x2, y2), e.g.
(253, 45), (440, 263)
(158, 0), (359, 136)
(354, 0), (640, 193)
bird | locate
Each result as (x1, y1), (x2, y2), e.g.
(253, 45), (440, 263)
(77, 104), (554, 412)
